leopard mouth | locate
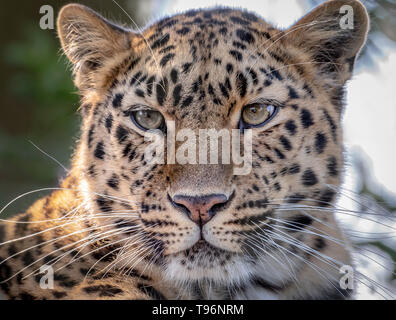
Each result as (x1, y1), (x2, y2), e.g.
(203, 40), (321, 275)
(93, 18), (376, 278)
(184, 238), (229, 256)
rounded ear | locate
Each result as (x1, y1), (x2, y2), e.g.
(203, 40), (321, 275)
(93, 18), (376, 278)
(286, 0), (369, 84)
(57, 4), (131, 81)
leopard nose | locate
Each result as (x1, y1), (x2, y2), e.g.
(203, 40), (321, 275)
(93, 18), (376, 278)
(171, 194), (228, 226)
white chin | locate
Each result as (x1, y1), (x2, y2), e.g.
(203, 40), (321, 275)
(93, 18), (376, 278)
(163, 251), (253, 285)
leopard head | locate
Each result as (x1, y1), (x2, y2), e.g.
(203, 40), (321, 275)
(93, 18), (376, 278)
(57, 0), (368, 290)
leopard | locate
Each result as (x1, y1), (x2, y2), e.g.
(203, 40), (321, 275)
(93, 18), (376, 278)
(0, 0), (369, 300)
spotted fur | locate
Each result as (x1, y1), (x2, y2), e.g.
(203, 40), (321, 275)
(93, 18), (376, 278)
(0, 0), (369, 300)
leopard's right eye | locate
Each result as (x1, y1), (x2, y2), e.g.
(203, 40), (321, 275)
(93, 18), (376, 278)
(130, 110), (166, 132)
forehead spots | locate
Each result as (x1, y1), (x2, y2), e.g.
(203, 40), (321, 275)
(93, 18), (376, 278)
(236, 29), (255, 44)
(156, 78), (169, 106)
(151, 33), (170, 50)
(236, 72), (248, 97)
(146, 76), (156, 96)
(229, 50), (243, 61)
(112, 94), (123, 108)
(160, 53), (175, 67)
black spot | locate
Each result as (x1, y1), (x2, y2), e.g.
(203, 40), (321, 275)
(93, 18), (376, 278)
(160, 53), (175, 67)
(315, 132), (327, 154)
(280, 136), (292, 151)
(318, 189), (336, 205)
(107, 174), (120, 190)
(302, 169), (318, 186)
(87, 165), (96, 177)
(229, 50), (243, 61)
(286, 193), (305, 203)
(127, 57), (141, 71)
(112, 94), (123, 108)
(241, 12), (258, 22)
(176, 27), (190, 35)
(156, 77), (168, 106)
(285, 120), (297, 136)
(322, 109), (338, 142)
(230, 16), (250, 26)
(226, 63), (234, 74)
(135, 89), (145, 98)
(137, 283), (166, 300)
(22, 251), (34, 265)
(182, 63), (192, 74)
(116, 126), (129, 144)
(236, 72), (248, 97)
(53, 291), (68, 299)
(288, 86), (299, 99)
(159, 45), (175, 55)
(219, 27), (228, 35)
(87, 125), (95, 148)
(130, 71), (142, 86)
(208, 84), (215, 96)
(105, 115), (113, 133)
(300, 109), (314, 128)
(146, 76), (156, 96)
(219, 83), (229, 99)
(94, 142), (105, 160)
(19, 292), (35, 300)
(287, 215), (313, 231)
(289, 163), (300, 175)
(83, 284), (123, 297)
(327, 156), (338, 177)
(236, 29), (255, 44)
(96, 197), (114, 213)
(274, 148), (285, 159)
(173, 84), (182, 106)
(247, 69), (258, 85)
(314, 238), (326, 250)
(181, 96), (194, 108)
(170, 69), (178, 84)
(269, 67), (283, 81)
(8, 244), (17, 256)
(152, 34), (170, 50)
(268, 51), (285, 64)
(264, 79), (272, 87)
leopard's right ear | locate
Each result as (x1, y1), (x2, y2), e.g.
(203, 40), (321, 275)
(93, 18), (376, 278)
(57, 4), (132, 89)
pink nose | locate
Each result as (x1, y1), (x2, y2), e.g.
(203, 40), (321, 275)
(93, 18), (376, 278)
(172, 194), (228, 226)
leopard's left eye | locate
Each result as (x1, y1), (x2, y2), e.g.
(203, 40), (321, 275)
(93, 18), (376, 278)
(130, 110), (166, 132)
(240, 103), (278, 128)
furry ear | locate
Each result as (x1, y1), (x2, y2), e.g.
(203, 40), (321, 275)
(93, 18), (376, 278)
(57, 4), (131, 90)
(286, 0), (369, 85)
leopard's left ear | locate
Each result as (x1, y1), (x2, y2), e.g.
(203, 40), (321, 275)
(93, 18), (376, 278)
(57, 4), (132, 91)
(286, 0), (369, 85)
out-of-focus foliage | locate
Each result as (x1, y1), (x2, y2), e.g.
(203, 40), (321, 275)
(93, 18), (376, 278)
(0, 0), (142, 216)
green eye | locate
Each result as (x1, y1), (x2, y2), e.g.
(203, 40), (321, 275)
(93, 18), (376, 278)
(240, 104), (278, 128)
(131, 110), (165, 131)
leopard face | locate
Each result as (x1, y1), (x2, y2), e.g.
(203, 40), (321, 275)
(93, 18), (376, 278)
(58, 1), (369, 290)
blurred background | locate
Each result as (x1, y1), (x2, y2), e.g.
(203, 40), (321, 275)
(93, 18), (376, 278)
(0, 0), (395, 299)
